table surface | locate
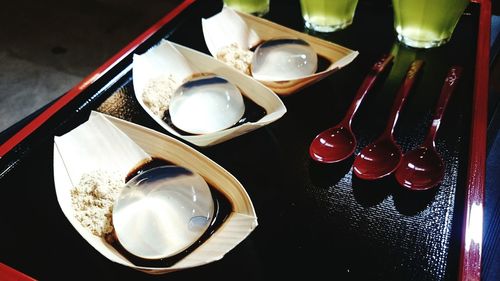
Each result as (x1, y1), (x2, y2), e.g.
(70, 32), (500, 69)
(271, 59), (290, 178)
(0, 0), (492, 280)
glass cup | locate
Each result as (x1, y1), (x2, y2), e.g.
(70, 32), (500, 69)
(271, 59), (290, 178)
(223, 0), (270, 17)
(392, 0), (470, 48)
(300, 0), (359, 33)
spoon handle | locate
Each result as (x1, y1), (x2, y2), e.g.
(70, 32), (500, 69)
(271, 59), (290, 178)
(384, 60), (424, 135)
(423, 66), (463, 147)
(343, 54), (394, 126)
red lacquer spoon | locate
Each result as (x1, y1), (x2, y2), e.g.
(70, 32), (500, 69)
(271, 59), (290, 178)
(309, 54), (394, 163)
(395, 66), (463, 190)
(353, 59), (424, 180)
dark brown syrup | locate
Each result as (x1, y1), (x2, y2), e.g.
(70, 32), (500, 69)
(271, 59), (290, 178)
(317, 54), (331, 73)
(106, 157), (232, 268)
(125, 157), (175, 183)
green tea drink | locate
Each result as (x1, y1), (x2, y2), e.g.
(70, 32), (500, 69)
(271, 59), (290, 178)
(300, 0), (359, 32)
(223, 0), (269, 17)
(392, 0), (470, 48)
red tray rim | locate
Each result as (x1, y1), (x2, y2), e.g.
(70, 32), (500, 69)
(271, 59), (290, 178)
(460, 1), (490, 280)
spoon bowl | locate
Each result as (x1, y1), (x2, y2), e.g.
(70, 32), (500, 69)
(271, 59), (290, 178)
(309, 54), (394, 163)
(309, 124), (356, 163)
(353, 60), (424, 180)
(395, 147), (444, 190)
(353, 135), (403, 180)
(395, 66), (463, 190)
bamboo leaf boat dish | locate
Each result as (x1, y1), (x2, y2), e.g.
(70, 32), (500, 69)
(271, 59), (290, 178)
(132, 39), (286, 147)
(202, 7), (359, 95)
(53, 111), (258, 274)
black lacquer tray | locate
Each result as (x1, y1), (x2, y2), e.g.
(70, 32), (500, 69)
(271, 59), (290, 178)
(0, 0), (490, 280)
